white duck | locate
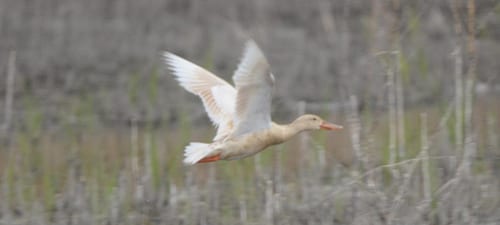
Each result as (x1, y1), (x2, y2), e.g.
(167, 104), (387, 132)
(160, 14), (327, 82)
(164, 40), (342, 165)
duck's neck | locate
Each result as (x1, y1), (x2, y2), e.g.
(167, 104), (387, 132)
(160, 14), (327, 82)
(273, 121), (308, 143)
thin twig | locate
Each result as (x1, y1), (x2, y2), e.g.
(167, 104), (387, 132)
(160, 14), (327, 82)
(313, 155), (459, 208)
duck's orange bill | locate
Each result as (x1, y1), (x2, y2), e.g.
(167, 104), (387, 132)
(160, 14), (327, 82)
(320, 122), (343, 131)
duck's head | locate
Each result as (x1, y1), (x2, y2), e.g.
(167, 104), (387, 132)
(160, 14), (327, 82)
(293, 114), (343, 131)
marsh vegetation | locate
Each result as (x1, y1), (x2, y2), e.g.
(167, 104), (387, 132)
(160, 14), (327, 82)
(0, 0), (499, 224)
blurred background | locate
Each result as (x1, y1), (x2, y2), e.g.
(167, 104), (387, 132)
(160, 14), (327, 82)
(0, 0), (499, 224)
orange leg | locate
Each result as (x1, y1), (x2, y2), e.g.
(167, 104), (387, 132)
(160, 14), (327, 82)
(197, 154), (221, 163)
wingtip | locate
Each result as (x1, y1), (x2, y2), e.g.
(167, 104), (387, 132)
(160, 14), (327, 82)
(244, 39), (261, 53)
(162, 52), (190, 76)
(163, 52), (177, 66)
(242, 39), (267, 63)
(233, 39), (269, 82)
(245, 39), (258, 47)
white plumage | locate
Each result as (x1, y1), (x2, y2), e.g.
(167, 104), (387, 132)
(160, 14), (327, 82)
(164, 52), (237, 141)
(164, 40), (342, 165)
(182, 142), (212, 165)
(231, 40), (274, 137)
(164, 41), (274, 164)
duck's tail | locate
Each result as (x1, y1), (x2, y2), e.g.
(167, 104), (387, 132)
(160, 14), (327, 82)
(183, 142), (220, 165)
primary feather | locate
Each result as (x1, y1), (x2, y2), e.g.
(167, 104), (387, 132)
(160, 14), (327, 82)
(164, 52), (236, 141)
(231, 40), (274, 137)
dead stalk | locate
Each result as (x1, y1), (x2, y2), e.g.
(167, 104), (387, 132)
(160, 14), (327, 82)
(239, 197), (247, 224)
(395, 52), (406, 160)
(2, 51), (16, 134)
(420, 113), (431, 203)
(387, 56), (400, 179)
(264, 179), (274, 224)
(130, 117), (139, 175)
(449, 0), (464, 172)
(452, 46), (463, 170)
(387, 150), (424, 225)
(462, 0), (477, 178)
(348, 95), (362, 171)
(346, 95), (361, 221)
(297, 100), (311, 202)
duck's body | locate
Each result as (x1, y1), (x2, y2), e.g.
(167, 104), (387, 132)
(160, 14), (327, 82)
(164, 40), (342, 165)
(209, 123), (296, 161)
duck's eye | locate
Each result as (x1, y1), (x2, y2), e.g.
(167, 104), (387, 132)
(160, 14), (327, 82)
(312, 118), (317, 121)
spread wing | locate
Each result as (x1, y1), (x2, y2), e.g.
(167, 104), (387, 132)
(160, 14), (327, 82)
(164, 52), (236, 141)
(230, 40), (274, 138)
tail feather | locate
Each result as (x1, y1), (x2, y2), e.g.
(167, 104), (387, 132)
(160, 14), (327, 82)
(183, 142), (216, 165)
